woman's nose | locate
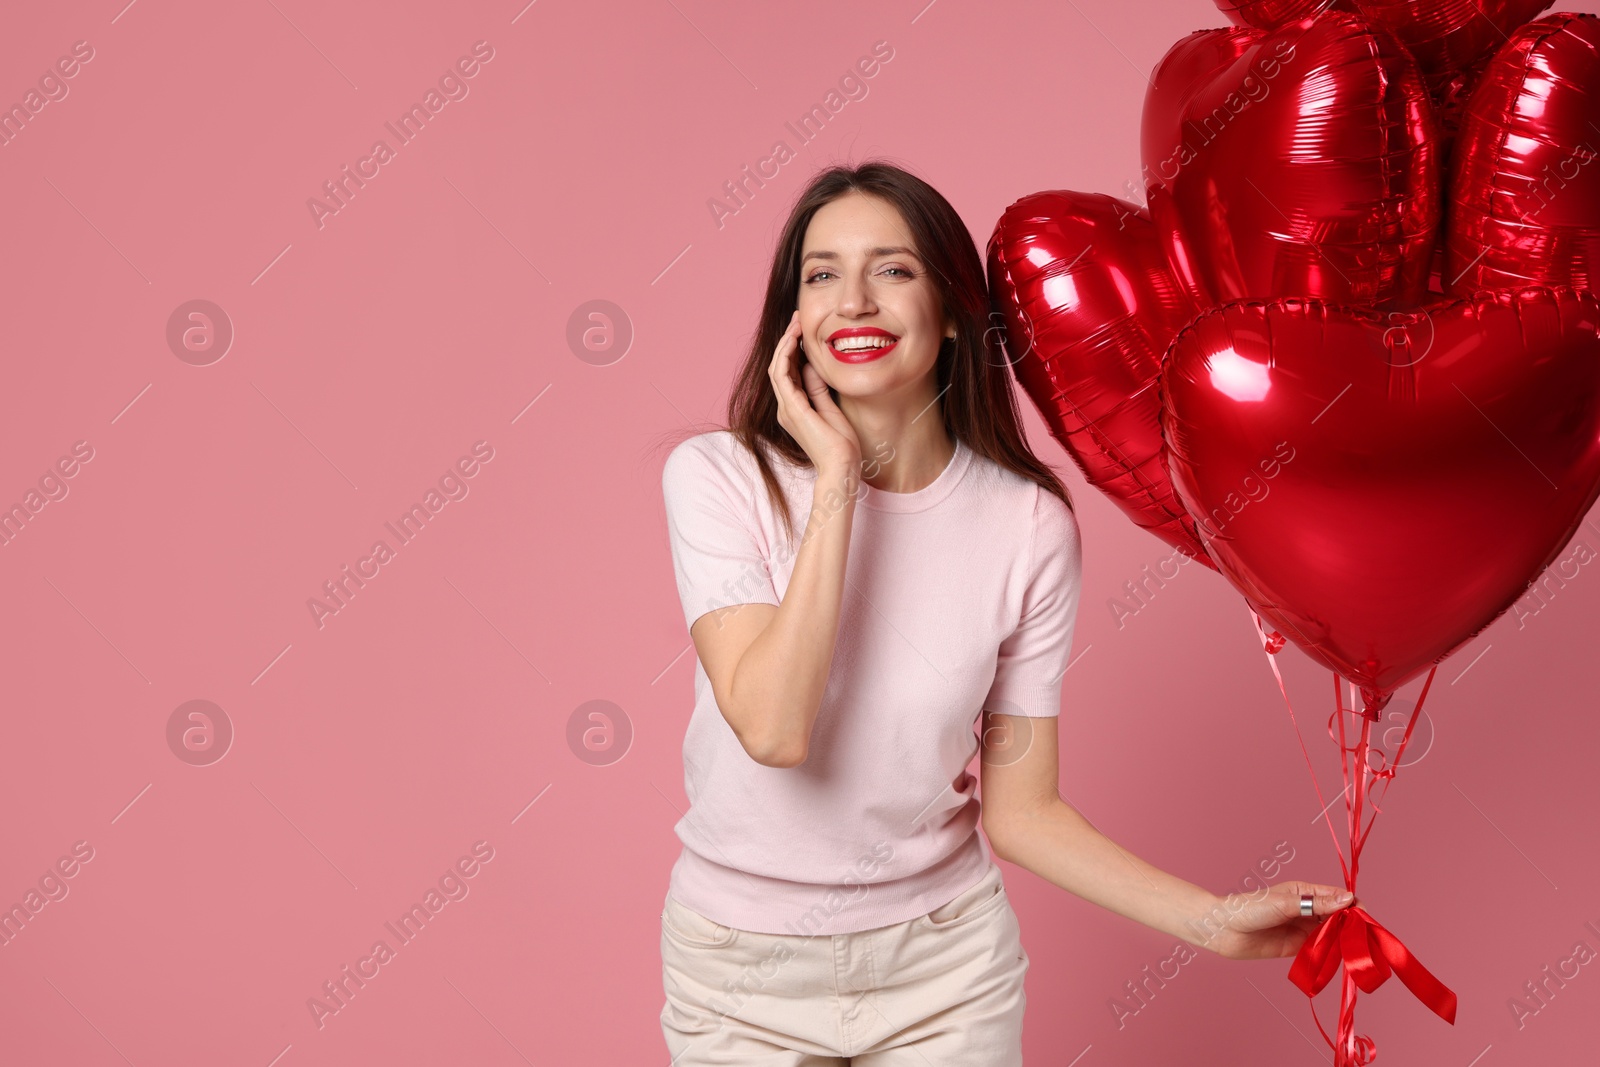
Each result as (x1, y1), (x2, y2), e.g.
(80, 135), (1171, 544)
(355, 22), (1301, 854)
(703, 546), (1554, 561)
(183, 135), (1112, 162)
(837, 272), (876, 315)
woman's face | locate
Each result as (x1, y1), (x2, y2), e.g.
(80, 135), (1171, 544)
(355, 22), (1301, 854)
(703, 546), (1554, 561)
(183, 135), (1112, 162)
(795, 191), (952, 401)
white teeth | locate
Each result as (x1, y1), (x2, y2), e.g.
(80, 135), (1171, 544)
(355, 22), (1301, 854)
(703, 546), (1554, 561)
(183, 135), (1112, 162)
(832, 336), (896, 351)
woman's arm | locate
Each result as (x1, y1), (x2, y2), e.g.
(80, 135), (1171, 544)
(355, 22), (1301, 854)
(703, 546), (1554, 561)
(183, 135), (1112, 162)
(979, 711), (1355, 958)
(689, 311), (863, 769)
(691, 467), (857, 768)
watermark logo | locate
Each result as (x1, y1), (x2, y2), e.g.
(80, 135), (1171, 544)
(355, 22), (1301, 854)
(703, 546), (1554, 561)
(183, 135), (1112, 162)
(166, 299), (234, 366)
(1368, 691), (1435, 771)
(685, 842), (897, 1027)
(307, 441), (495, 629)
(566, 300), (633, 366)
(979, 698), (1036, 769)
(1107, 543), (1201, 630)
(1179, 839), (1298, 948)
(166, 699), (234, 767)
(307, 42), (496, 230)
(698, 437), (894, 628)
(1512, 535), (1596, 629)
(1123, 37), (1300, 213)
(307, 840), (495, 1029)
(0, 440), (95, 549)
(1378, 305), (1437, 369)
(566, 699), (633, 766)
(0, 841), (95, 949)
(1508, 917), (1600, 1030)
(706, 41), (895, 230)
(1108, 942), (1200, 1028)
(1190, 440), (1296, 542)
(1514, 141), (1598, 226)
(1112, 839), (1298, 1029)
(0, 40), (95, 150)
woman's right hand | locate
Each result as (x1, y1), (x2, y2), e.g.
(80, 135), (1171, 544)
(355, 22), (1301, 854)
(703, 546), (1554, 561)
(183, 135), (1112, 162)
(770, 310), (862, 479)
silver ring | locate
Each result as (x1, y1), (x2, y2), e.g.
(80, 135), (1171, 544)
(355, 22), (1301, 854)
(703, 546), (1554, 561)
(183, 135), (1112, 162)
(1300, 893), (1315, 917)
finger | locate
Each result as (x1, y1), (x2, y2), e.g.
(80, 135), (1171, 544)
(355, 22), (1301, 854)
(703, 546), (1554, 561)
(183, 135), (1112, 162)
(803, 365), (856, 443)
(780, 319), (806, 382)
(769, 319), (799, 381)
(1293, 882), (1356, 917)
(773, 325), (827, 436)
(769, 319), (806, 402)
(801, 361), (834, 407)
(774, 348), (810, 415)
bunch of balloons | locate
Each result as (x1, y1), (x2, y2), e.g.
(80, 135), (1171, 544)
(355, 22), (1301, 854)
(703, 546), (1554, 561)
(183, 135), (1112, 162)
(988, 3), (1600, 1063)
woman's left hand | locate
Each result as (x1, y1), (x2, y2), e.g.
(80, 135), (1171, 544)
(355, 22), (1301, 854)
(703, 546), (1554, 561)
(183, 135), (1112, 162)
(1205, 881), (1357, 960)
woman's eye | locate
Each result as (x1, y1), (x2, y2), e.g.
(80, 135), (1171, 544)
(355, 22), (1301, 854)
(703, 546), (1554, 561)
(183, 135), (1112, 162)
(805, 266), (915, 283)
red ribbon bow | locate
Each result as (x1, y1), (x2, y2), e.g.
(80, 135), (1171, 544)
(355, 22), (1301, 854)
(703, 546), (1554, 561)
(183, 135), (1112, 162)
(1288, 904), (1458, 1026)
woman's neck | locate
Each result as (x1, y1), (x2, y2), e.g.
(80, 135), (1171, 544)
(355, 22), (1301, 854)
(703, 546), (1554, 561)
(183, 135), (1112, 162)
(840, 398), (955, 495)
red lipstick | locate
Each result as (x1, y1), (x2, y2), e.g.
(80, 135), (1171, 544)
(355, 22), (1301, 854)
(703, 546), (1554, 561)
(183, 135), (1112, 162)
(826, 326), (899, 364)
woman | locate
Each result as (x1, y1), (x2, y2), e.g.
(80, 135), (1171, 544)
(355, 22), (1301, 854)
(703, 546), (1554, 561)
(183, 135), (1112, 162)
(658, 161), (1354, 1065)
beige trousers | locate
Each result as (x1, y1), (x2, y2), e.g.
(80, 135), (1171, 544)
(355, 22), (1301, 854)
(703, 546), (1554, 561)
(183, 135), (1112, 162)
(660, 861), (1028, 1065)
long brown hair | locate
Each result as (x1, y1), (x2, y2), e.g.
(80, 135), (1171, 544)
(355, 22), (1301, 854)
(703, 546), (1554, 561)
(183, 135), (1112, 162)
(665, 160), (1071, 535)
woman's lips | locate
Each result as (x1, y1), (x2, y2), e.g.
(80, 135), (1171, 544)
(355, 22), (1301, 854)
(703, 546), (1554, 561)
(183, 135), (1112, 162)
(827, 336), (899, 363)
(830, 340), (897, 363)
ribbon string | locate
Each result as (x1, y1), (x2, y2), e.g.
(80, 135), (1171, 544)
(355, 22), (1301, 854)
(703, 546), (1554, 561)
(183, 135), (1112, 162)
(1249, 609), (1453, 1066)
(1249, 610), (1349, 883)
(1356, 666), (1437, 855)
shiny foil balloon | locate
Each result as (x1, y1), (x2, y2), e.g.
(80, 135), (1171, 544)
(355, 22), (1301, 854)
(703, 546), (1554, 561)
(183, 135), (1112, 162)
(1212, 0), (1346, 30)
(1141, 26), (1258, 194)
(1446, 13), (1600, 294)
(987, 190), (1213, 566)
(1354, 1), (1554, 97)
(1142, 9), (1441, 310)
(1160, 287), (1600, 699)
(1360, 0), (1555, 178)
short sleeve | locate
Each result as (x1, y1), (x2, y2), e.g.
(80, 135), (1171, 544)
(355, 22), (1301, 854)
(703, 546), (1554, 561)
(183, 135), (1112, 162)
(662, 434), (784, 633)
(985, 488), (1083, 718)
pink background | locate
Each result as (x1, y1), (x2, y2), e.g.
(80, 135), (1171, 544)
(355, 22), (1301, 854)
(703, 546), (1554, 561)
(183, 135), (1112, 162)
(3, 0), (1599, 1063)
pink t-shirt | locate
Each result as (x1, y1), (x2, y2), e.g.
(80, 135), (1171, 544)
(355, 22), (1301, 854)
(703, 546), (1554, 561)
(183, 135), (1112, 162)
(661, 429), (1082, 935)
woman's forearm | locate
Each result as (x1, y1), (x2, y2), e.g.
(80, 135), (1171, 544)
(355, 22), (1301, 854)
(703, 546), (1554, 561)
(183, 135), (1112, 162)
(995, 799), (1229, 950)
(727, 468), (857, 766)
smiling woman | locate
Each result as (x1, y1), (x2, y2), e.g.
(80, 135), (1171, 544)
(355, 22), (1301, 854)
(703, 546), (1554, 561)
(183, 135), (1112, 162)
(657, 162), (1079, 1065)
(656, 160), (1356, 1066)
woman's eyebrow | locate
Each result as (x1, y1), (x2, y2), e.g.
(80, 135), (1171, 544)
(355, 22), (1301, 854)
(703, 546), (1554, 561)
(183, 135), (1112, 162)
(801, 246), (922, 264)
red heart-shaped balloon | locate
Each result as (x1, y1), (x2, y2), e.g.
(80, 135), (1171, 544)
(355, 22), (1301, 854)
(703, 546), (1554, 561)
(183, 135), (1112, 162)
(1141, 25), (1259, 198)
(1160, 287), (1600, 698)
(1446, 13), (1600, 295)
(1358, 1), (1556, 185)
(1142, 9), (1441, 309)
(987, 190), (1212, 565)
(1354, 0), (1554, 97)
(1213, 0), (1555, 75)
(1212, 0), (1346, 30)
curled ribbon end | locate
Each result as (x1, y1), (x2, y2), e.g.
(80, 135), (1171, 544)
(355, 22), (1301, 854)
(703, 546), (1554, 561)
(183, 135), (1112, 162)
(1246, 607), (1286, 654)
